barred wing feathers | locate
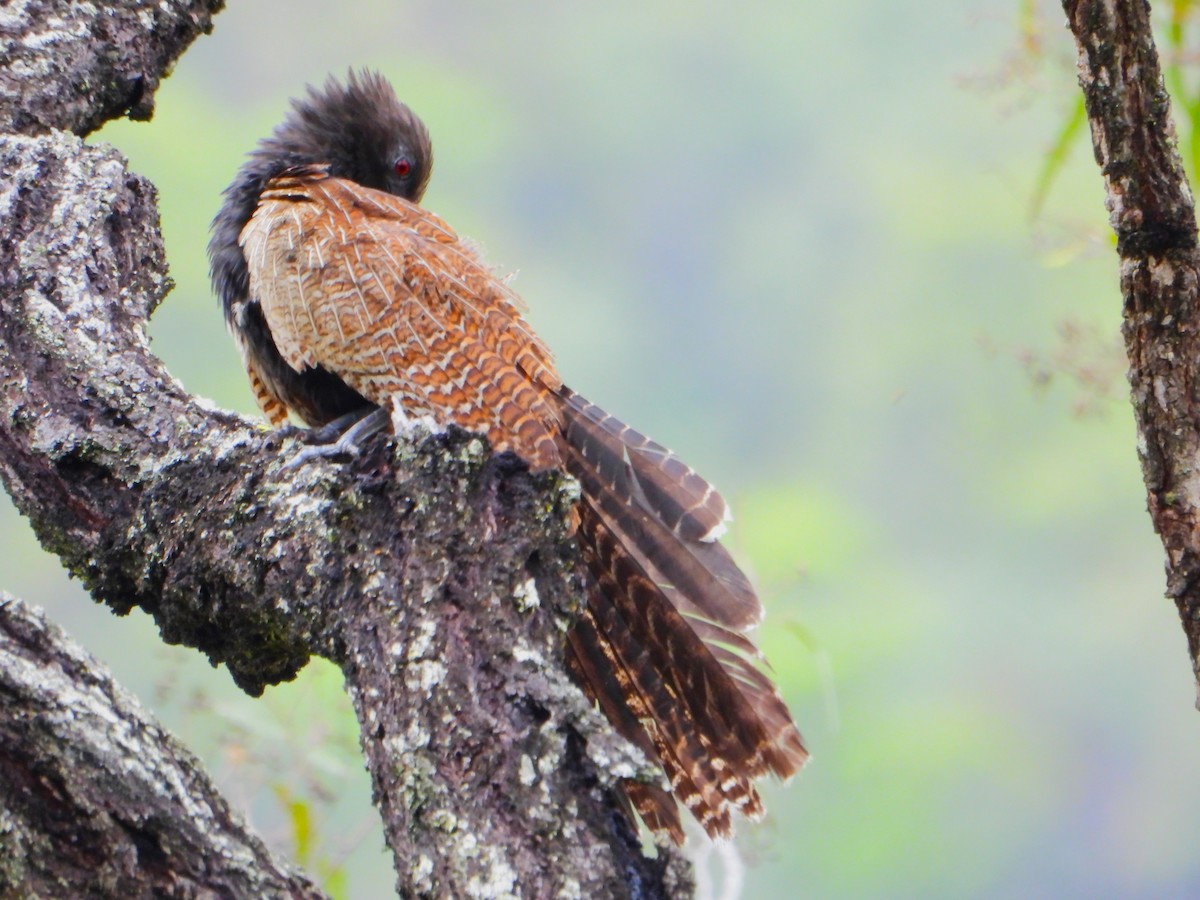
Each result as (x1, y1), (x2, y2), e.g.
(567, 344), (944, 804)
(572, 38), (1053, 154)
(238, 166), (807, 842)
(239, 166), (562, 468)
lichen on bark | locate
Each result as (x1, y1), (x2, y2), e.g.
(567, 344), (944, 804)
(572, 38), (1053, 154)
(0, 1), (693, 896)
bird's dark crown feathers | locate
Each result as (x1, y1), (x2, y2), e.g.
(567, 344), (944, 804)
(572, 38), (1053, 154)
(209, 70), (432, 319)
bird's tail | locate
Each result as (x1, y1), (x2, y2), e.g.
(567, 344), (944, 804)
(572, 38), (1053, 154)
(557, 388), (807, 843)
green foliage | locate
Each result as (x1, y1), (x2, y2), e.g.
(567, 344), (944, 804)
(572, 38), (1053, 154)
(1030, 95), (1086, 222)
(272, 782), (350, 898)
(1166, 0), (1200, 185)
(274, 786), (314, 868)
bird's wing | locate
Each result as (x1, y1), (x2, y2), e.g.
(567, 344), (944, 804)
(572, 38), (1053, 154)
(239, 167), (562, 467)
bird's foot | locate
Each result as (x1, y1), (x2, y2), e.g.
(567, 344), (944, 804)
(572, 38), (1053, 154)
(282, 407), (390, 469)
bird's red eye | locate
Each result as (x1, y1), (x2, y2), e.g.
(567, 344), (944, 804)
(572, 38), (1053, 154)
(394, 157), (412, 177)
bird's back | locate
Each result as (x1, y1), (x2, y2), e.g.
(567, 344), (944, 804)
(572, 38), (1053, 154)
(240, 166), (563, 469)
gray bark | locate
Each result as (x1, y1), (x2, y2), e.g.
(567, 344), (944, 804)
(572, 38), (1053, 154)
(1062, 1), (1200, 697)
(0, 1), (691, 897)
(0, 593), (327, 899)
(0, 0), (225, 137)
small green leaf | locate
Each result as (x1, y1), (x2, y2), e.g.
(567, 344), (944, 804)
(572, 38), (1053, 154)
(321, 866), (349, 900)
(1030, 95), (1087, 222)
(272, 784), (314, 868)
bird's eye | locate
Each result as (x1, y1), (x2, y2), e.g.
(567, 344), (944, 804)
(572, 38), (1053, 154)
(393, 157), (413, 178)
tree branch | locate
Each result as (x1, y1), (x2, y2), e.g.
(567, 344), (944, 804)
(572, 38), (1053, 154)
(0, 2), (692, 896)
(1063, 0), (1200, 692)
(0, 0), (225, 137)
(0, 592), (327, 899)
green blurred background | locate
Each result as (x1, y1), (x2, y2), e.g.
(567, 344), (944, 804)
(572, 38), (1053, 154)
(5, 1), (1200, 896)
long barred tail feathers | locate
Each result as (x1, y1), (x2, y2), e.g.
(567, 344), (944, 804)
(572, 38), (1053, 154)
(557, 388), (807, 843)
(560, 388), (764, 630)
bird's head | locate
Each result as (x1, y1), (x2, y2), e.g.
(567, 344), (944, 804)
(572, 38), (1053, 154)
(210, 71), (433, 318)
(255, 70), (432, 202)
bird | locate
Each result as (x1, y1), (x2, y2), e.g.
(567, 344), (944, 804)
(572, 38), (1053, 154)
(209, 70), (807, 844)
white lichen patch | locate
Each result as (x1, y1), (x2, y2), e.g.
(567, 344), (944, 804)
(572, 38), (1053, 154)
(382, 719), (432, 756)
(557, 473), (583, 504)
(202, 422), (256, 463)
(407, 617), (439, 662)
(1178, 461), (1200, 513)
(410, 854), (434, 893)
(519, 754), (537, 787)
(1150, 257), (1177, 288)
(427, 809), (458, 832)
(405, 719), (432, 750)
(575, 712), (659, 785)
(405, 659), (447, 694)
(411, 572), (446, 607)
(460, 437), (487, 462)
(0, 4), (26, 31)
(511, 642), (544, 666)
(279, 488), (332, 523)
(465, 852), (519, 900)
(389, 402), (446, 439)
(1154, 375), (1170, 411)
(535, 748), (561, 778)
(511, 577), (540, 613)
(364, 570), (389, 594)
(18, 7), (87, 50)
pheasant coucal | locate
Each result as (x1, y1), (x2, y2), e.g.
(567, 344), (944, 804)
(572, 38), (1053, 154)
(209, 70), (807, 843)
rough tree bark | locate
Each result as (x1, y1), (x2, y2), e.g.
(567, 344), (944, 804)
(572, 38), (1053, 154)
(0, 2), (691, 897)
(1062, 0), (1200, 696)
(0, 593), (327, 899)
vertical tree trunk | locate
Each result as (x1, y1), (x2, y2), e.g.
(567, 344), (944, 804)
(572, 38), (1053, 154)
(1063, 0), (1200, 693)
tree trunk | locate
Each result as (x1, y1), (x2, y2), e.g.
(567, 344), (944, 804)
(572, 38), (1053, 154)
(1062, 0), (1200, 696)
(0, 2), (691, 896)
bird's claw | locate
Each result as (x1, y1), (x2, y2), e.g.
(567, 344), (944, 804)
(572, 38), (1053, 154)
(279, 407), (390, 470)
